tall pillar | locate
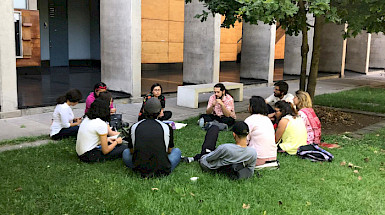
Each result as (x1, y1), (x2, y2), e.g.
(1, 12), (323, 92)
(369, 33), (385, 69)
(100, 0), (141, 98)
(345, 32), (371, 74)
(28, 0), (37, 10)
(284, 15), (315, 75)
(0, 0), (20, 118)
(319, 23), (347, 77)
(240, 22), (276, 84)
(183, 0), (220, 84)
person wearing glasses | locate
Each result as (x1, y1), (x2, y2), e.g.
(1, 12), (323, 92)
(138, 83), (172, 121)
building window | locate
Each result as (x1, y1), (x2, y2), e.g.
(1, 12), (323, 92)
(14, 11), (23, 58)
(14, 0), (28, 9)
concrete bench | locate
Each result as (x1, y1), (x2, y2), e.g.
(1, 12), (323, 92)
(177, 82), (243, 108)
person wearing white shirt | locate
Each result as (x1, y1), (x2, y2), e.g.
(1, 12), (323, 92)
(50, 89), (82, 140)
(77, 99), (127, 162)
(265, 81), (294, 121)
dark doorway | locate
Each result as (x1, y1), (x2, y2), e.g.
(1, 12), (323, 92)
(48, 0), (69, 66)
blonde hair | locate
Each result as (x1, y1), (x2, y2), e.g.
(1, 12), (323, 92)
(295, 90), (312, 109)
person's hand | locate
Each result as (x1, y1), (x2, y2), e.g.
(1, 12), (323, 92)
(212, 99), (217, 107)
(116, 137), (123, 144)
(74, 117), (82, 125)
(216, 99), (224, 106)
(159, 110), (164, 117)
(110, 108), (116, 114)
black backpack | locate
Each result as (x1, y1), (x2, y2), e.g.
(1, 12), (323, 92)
(297, 144), (334, 162)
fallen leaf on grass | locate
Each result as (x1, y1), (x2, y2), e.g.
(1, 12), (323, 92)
(151, 188), (159, 191)
(340, 161), (346, 166)
(348, 163), (354, 168)
(190, 192), (195, 196)
(306, 201), (312, 206)
(358, 176), (363, 180)
(321, 178), (325, 181)
(242, 203), (250, 209)
(14, 187), (22, 192)
(379, 168), (385, 171)
(353, 170), (359, 174)
(376, 134), (380, 136)
(353, 165), (362, 169)
(364, 158), (370, 162)
(263, 211), (267, 215)
(374, 151), (378, 154)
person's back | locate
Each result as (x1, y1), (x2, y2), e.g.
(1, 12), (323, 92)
(280, 115), (307, 155)
(245, 114), (277, 164)
(199, 143), (257, 173)
(131, 119), (172, 176)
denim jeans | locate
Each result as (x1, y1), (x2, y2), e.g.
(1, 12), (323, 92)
(122, 148), (181, 172)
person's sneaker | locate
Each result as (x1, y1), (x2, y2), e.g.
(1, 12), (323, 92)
(181, 156), (195, 163)
(255, 160), (280, 170)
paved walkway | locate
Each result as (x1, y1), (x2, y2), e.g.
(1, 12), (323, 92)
(1, 71), (385, 142)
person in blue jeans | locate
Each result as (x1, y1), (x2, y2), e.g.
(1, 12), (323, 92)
(122, 98), (181, 177)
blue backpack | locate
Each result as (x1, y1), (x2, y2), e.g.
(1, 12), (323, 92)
(297, 144), (334, 162)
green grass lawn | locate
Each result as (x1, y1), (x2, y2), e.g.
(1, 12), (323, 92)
(314, 87), (385, 113)
(0, 135), (50, 147)
(1, 116), (385, 214)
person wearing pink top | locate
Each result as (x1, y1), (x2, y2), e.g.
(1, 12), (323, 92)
(294, 90), (321, 145)
(85, 82), (116, 114)
(201, 83), (236, 126)
(244, 96), (279, 169)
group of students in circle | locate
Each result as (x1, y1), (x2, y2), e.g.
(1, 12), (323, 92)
(49, 80), (321, 178)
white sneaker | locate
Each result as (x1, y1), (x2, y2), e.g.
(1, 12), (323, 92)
(255, 160), (280, 170)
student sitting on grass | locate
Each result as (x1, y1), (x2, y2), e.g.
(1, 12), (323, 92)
(294, 90), (322, 145)
(123, 98), (181, 177)
(274, 101), (307, 155)
(76, 99), (127, 162)
(183, 122), (257, 179)
(244, 96), (279, 169)
(138, 83), (172, 121)
(85, 82), (116, 114)
(50, 89), (83, 140)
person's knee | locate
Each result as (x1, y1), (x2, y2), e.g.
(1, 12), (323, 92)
(172, 148), (181, 156)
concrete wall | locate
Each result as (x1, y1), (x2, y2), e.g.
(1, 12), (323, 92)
(100, 0), (141, 98)
(369, 33), (385, 68)
(90, 0), (100, 60)
(240, 22), (276, 83)
(0, 0), (19, 115)
(284, 15), (314, 75)
(68, 0), (90, 60)
(183, 0), (220, 84)
(28, 0), (37, 10)
(345, 32), (371, 74)
(319, 23), (346, 74)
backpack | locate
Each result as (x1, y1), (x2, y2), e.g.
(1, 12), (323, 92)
(297, 144), (334, 162)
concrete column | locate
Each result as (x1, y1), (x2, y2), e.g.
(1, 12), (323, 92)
(240, 22), (276, 84)
(0, 0), (20, 118)
(369, 33), (385, 69)
(28, 0), (37, 10)
(183, 0), (220, 84)
(284, 15), (314, 75)
(319, 23), (347, 76)
(100, 0), (141, 98)
(345, 32), (371, 74)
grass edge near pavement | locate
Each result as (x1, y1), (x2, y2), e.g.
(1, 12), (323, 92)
(0, 134), (50, 147)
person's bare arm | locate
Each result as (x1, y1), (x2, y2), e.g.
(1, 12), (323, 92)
(206, 100), (216, 114)
(100, 134), (120, 155)
(275, 118), (289, 143)
(217, 99), (231, 117)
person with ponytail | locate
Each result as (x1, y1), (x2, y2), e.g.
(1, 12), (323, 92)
(202, 83), (236, 126)
(50, 89), (83, 140)
(294, 90), (322, 145)
(274, 101), (307, 155)
(85, 82), (116, 114)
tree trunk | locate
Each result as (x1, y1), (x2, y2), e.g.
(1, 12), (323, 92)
(299, 0), (309, 91)
(306, 15), (324, 99)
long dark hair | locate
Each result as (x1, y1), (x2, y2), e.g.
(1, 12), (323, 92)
(98, 91), (112, 104)
(150, 83), (162, 94)
(56, 89), (82, 104)
(275, 101), (297, 120)
(86, 99), (111, 122)
(249, 96), (268, 116)
(214, 83), (232, 97)
(93, 82), (107, 97)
